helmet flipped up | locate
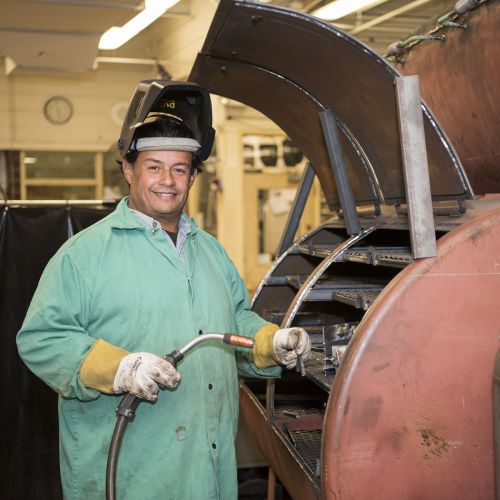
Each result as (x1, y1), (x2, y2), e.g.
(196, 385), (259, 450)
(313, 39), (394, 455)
(117, 80), (215, 161)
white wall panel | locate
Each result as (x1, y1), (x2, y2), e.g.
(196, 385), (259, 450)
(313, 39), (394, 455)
(153, 0), (217, 79)
(0, 66), (155, 151)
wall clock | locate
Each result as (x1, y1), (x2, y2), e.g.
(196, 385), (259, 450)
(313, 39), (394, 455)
(43, 96), (73, 125)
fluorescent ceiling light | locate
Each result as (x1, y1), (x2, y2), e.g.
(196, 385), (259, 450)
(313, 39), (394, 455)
(99, 0), (181, 50)
(313, 0), (390, 21)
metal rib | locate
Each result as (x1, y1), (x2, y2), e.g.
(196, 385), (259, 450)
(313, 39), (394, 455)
(281, 226), (376, 328)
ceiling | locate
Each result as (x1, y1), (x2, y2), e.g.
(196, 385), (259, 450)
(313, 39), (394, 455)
(0, 0), (455, 75)
(282, 0), (455, 53)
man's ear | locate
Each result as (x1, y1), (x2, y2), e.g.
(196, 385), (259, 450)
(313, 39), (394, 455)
(122, 160), (133, 185)
(189, 169), (198, 188)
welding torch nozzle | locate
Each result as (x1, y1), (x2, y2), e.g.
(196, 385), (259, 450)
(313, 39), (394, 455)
(223, 334), (256, 349)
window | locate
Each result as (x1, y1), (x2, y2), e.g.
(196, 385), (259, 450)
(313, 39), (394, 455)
(21, 151), (102, 200)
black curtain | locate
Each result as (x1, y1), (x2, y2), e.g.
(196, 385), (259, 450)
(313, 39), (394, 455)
(0, 204), (114, 499)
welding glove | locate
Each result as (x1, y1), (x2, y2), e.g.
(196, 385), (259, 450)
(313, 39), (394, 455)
(112, 352), (181, 402)
(272, 328), (311, 369)
(253, 325), (311, 370)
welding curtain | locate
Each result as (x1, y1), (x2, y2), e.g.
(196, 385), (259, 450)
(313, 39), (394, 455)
(0, 204), (115, 499)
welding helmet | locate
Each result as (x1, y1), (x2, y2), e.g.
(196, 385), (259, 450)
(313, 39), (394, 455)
(118, 80), (215, 161)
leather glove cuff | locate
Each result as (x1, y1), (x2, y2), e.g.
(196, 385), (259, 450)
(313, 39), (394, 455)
(252, 323), (280, 368)
(79, 339), (129, 393)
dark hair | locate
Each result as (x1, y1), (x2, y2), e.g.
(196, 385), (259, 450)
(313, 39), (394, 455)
(123, 114), (203, 172)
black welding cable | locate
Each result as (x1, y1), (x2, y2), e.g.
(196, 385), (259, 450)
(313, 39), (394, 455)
(106, 391), (142, 500)
(105, 357), (180, 500)
(105, 334), (255, 500)
(106, 412), (130, 500)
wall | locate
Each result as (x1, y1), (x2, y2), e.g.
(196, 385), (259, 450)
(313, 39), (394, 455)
(152, 0), (217, 80)
(0, 64), (155, 152)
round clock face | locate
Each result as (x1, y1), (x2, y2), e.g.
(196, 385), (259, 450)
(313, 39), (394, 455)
(43, 96), (73, 125)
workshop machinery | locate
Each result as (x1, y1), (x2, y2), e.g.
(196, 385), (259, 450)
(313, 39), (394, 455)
(189, 1), (500, 498)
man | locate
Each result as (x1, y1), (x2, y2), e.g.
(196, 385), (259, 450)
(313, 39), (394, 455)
(16, 81), (310, 499)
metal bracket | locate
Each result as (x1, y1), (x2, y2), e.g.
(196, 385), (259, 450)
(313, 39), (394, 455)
(319, 110), (361, 235)
(276, 162), (316, 257)
(395, 75), (437, 259)
(323, 322), (357, 371)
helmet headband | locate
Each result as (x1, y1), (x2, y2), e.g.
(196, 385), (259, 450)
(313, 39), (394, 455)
(132, 137), (201, 153)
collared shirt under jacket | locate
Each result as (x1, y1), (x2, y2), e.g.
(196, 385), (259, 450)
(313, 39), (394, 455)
(17, 197), (281, 500)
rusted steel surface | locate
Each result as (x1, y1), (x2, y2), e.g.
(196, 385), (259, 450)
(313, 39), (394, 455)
(239, 383), (321, 500)
(397, 1), (500, 196)
(189, 0), (472, 209)
(494, 349), (500, 499)
(322, 206), (500, 499)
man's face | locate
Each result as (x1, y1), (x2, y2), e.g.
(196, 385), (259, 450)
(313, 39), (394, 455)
(122, 150), (197, 231)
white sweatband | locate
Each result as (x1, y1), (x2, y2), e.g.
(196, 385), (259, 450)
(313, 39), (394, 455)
(134, 137), (201, 153)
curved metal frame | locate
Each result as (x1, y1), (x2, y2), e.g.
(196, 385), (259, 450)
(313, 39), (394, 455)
(189, 0), (472, 209)
(281, 226), (376, 328)
(251, 219), (341, 307)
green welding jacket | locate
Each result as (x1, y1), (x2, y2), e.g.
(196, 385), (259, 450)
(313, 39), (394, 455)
(17, 197), (281, 500)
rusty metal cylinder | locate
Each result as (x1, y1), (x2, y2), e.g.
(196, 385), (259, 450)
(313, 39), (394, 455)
(396, 1), (500, 196)
(494, 348), (500, 500)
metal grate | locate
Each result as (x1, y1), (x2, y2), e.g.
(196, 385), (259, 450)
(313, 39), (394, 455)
(333, 289), (381, 310)
(342, 246), (414, 268)
(341, 249), (372, 264)
(304, 350), (335, 391)
(275, 407), (324, 418)
(298, 243), (335, 258)
(293, 429), (322, 477)
(375, 253), (413, 267)
(275, 407), (324, 478)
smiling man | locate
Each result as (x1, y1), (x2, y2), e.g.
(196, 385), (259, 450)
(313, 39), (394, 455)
(122, 116), (199, 235)
(16, 81), (311, 499)
(125, 150), (194, 229)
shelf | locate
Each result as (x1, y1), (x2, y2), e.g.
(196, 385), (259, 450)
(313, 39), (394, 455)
(274, 407), (324, 479)
(302, 278), (384, 310)
(302, 350), (335, 391)
(266, 275), (385, 310)
(329, 288), (381, 310)
(297, 242), (335, 258)
(297, 243), (414, 269)
(25, 178), (98, 186)
(340, 246), (413, 268)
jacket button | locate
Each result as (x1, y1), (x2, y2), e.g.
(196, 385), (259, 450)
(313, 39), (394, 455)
(212, 443), (216, 449)
(208, 384), (213, 390)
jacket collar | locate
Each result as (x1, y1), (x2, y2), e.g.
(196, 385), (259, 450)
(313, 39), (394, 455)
(110, 197), (199, 235)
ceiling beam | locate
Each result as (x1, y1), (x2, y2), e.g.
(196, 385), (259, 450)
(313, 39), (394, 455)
(348, 0), (434, 35)
(13, 0), (190, 17)
(14, 0), (142, 9)
(94, 56), (177, 67)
